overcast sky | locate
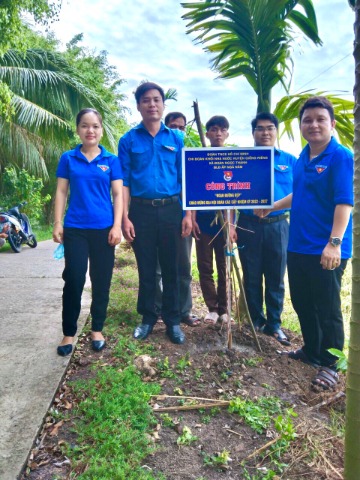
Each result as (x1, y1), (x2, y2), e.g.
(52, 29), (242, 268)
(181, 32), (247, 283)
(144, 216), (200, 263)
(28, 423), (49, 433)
(47, 0), (355, 155)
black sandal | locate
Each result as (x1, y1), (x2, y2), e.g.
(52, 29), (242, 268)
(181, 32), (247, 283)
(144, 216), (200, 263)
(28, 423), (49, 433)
(312, 367), (339, 390)
(263, 327), (291, 346)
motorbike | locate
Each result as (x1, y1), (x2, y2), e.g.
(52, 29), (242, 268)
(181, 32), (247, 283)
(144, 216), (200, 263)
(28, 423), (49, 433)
(0, 202), (37, 253)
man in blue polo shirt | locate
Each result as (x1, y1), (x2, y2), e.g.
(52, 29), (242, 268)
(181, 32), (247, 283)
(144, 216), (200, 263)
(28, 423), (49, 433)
(119, 82), (192, 344)
(154, 111), (200, 327)
(236, 113), (296, 345)
(257, 96), (353, 390)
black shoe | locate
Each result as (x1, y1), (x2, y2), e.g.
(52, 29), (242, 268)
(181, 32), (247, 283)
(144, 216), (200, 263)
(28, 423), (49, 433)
(181, 314), (200, 327)
(133, 324), (153, 341)
(263, 326), (291, 346)
(57, 344), (73, 357)
(166, 325), (185, 344)
(92, 340), (106, 352)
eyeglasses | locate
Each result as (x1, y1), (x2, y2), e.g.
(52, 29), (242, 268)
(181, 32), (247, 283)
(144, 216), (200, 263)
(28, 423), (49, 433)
(254, 126), (276, 132)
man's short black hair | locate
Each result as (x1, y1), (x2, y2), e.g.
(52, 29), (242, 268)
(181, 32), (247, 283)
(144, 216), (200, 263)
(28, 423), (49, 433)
(251, 112), (278, 133)
(134, 82), (165, 104)
(299, 96), (335, 121)
(164, 112), (187, 126)
(205, 115), (229, 131)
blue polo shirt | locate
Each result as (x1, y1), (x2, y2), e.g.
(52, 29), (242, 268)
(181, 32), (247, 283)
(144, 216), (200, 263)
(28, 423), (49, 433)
(56, 144), (123, 229)
(240, 148), (296, 217)
(118, 122), (183, 198)
(288, 137), (353, 258)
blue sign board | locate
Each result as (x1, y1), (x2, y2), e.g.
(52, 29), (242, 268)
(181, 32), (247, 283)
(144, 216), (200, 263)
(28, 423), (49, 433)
(182, 147), (274, 210)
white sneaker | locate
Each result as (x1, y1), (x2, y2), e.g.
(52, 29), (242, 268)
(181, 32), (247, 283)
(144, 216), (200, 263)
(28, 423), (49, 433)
(204, 311), (219, 324)
(219, 313), (234, 325)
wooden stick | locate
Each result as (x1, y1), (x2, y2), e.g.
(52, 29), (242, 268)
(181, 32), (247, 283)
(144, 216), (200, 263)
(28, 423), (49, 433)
(309, 391), (345, 410)
(153, 401), (230, 412)
(224, 427), (243, 437)
(193, 100), (206, 147)
(243, 437), (279, 460)
(151, 394), (226, 402)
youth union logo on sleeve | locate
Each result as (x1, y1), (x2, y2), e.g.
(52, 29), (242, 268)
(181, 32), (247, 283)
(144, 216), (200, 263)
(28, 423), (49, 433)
(315, 165), (327, 174)
(224, 171), (233, 181)
(277, 165), (288, 171)
(98, 164), (110, 172)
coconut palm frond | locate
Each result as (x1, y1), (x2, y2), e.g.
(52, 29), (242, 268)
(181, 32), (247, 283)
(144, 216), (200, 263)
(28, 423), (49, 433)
(274, 91), (354, 149)
(182, 0), (322, 112)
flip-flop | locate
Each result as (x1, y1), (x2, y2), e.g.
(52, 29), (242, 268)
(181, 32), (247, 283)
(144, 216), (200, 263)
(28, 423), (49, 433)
(219, 313), (235, 325)
(204, 312), (219, 325)
(312, 367), (339, 390)
(181, 315), (201, 327)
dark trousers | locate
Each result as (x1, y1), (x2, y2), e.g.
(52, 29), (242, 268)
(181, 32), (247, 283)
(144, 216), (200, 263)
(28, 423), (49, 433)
(195, 232), (227, 315)
(236, 216), (289, 331)
(287, 252), (347, 368)
(155, 235), (193, 318)
(129, 201), (182, 327)
(62, 227), (115, 336)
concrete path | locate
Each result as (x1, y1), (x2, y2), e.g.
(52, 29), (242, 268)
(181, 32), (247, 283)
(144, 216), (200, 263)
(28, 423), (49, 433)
(0, 240), (90, 480)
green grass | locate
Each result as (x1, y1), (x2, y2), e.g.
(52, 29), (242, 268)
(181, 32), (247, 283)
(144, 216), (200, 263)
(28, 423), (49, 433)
(68, 364), (162, 479)
(34, 224), (53, 241)
(60, 246), (167, 479)
(228, 396), (283, 434)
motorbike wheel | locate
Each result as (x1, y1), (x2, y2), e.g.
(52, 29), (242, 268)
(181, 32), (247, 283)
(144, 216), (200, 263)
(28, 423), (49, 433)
(27, 234), (37, 248)
(8, 228), (22, 253)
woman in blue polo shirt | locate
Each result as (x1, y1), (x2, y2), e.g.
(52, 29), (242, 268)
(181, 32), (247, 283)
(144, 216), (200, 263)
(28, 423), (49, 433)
(53, 108), (123, 356)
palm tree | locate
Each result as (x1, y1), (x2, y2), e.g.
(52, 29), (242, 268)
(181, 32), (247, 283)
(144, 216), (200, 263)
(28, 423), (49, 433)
(345, 3), (360, 479)
(0, 48), (116, 180)
(181, 0), (322, 113)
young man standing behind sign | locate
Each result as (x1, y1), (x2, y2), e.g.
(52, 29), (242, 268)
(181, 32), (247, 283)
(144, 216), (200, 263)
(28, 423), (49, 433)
(192, 115), (232, 325)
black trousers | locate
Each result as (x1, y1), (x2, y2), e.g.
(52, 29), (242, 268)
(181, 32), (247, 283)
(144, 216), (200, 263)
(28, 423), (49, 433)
(62, 227), (115, 336)
(236, 216), (289, 332)
(287, 252), (347, 369)
(129, 201), (182, 327)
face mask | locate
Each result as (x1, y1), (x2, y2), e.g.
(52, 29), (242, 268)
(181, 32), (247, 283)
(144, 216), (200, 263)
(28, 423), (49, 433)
(176, 129), (186, 140)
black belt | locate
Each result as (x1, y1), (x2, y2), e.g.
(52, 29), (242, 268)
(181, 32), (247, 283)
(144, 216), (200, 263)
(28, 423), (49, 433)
(131, 195), (179, 207)
(239, 213), (289, 224)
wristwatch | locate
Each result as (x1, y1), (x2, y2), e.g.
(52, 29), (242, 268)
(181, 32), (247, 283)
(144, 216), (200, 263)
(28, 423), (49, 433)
(329, 237), (342, 247)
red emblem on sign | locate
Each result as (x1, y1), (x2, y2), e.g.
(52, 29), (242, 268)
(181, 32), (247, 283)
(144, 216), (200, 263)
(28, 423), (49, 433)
(224, 171), (233, 181)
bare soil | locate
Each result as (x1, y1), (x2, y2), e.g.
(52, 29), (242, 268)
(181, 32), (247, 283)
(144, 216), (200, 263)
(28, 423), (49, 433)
(21, 281), (345, 480)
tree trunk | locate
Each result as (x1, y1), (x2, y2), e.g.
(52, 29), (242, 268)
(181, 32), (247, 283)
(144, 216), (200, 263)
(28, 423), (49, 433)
(345, 4), (360, 479)
(257, 91), (271, 114)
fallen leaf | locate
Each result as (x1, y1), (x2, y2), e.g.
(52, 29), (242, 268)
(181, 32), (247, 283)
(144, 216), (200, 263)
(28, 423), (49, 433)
(49, 420), (64, 436)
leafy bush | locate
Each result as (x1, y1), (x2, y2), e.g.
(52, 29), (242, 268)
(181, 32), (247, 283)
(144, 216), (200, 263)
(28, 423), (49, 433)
(1, 167), (51, 223)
